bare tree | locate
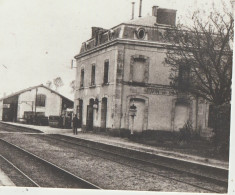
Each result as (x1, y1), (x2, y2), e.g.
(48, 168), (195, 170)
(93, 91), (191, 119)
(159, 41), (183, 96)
(70, 80), (76, 93)
(164, 1), (233, 106)
(53, 77), (64, 91)
(46, 81), (52, 88)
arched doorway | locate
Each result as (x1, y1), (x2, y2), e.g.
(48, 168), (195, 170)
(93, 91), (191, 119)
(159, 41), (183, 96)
(101, 97), (108, 130)
(86, 98), (94, 130)
(78, 99), (83, 126)
(128, 98), (145, 133)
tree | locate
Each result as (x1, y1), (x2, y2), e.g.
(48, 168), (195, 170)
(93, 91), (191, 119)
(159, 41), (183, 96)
(46, 81), (52, 88)
(164, 1), (233, 106)
(70, 80), (76, 93)
(164, 1), (233, 153)
(53, 77), (64, 91)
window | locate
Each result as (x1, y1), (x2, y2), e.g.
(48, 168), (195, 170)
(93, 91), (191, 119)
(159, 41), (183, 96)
(208, 105), (215, 128)
(103, 60), (109, 84)
(36, 94), (46, 107)
(80, 68), (84, 87)
(130, 55), (149, 83)
(136, 28), (146, 39)
(133, 58), (145, 82)
(178, 65), (190, 91)
(91, 64), (96, 86)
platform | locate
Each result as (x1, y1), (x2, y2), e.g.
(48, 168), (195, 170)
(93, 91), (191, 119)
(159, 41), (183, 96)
(0, 168), (15, 186)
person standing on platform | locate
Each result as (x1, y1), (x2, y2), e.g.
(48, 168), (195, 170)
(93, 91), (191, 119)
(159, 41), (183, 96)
(77, 117), (82, 132)
(72, 114), (79, 135)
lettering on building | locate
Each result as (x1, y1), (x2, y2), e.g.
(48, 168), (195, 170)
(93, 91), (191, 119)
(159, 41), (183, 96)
(144, 88), (177, 96)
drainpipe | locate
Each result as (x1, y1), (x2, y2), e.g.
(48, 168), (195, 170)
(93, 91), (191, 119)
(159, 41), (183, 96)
(34, 88), (38, 123)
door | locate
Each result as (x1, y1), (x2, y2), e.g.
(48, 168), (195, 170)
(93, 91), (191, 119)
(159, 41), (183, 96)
(101, 98), (107, 129)
(79, 100), (83, 126)
(86, 105), (93, 130)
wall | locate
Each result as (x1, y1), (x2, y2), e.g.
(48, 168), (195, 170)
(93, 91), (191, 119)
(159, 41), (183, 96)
(119, 44), (173, 131)
(119, 43), (209, 132)
(17, 87), (62, 119)
(75, 45), (117, 129)
(123, 45), (170, 85)
(120, 85), (175, 131)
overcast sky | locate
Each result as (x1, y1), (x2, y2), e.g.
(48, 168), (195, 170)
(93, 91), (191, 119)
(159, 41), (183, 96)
(0, 0), (231, 100)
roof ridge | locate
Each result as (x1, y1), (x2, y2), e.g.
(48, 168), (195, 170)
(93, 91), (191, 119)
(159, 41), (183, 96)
(0, 84), (73, 102)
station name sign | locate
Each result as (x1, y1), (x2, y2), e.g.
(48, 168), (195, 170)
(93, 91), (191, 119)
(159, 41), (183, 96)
(130, 87), (177, 96)
(144, 87), (177, 96)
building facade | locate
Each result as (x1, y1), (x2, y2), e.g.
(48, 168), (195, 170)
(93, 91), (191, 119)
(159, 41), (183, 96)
(74, 6), (211, 135)
(0, 84), (73, 122)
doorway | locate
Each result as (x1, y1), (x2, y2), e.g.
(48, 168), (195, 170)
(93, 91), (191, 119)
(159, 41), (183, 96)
(78, 99), (83, 126)
(86, 99), (94, 130)
(101, 97), (108, 130)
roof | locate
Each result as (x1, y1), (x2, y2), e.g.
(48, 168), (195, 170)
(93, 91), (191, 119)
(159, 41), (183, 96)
(125, 15), (157, 26)
(0, 84), (73, 103)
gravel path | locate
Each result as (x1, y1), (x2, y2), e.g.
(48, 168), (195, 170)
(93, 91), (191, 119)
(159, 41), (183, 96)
(0, 133), (211, 192)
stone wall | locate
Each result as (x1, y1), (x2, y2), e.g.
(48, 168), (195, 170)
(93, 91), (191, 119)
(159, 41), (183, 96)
(75, 45), (117, 129)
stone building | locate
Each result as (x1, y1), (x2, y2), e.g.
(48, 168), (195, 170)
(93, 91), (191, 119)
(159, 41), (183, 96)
(74, 6), (211, 136)
(0, 84), (73, 122)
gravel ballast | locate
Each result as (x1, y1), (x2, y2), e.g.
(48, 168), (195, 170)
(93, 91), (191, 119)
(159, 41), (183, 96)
(0, 133), (216, 192)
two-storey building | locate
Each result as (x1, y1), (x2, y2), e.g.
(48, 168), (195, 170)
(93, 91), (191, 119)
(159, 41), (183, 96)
(74, 6), (211, 135)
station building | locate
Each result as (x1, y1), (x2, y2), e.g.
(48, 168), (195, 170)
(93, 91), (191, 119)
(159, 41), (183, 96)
(0, 84), (73, 122)
(74, 6), (211, 136)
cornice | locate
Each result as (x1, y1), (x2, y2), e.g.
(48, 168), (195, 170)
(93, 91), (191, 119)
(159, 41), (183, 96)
(74, 38), (172, 59)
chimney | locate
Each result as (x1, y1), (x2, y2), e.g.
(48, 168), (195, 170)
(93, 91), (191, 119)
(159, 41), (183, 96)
(131, 2), (135, 20)
(152, 6), (159, 17)
(91, 27), (103, 38)
(139, 0), (142, 17)
(152, 7), (177, 26)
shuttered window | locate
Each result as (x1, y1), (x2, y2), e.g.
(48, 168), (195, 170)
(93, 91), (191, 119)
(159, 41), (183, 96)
(91, 64), (96, 86)
(80, 68), (84, 87)
(36, 94), (46, 107)
(103, 60), (109, 84)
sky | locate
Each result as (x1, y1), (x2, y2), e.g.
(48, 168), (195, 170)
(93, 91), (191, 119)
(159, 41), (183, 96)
(0, 0), (232, 100)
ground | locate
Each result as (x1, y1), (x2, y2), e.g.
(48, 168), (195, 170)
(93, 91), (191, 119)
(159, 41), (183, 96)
(97, 130), (229, 162)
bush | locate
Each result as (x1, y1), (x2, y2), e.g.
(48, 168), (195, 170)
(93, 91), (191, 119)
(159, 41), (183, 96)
(119, 129), (130, 138)
(108, 129), (121, 137)
(210, 104), (231, 155)
(178, 120), (193, 144)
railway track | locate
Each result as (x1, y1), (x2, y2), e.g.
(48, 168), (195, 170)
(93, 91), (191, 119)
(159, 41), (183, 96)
(0, 137), (102, 189)
(41, 134), (228, 193)
(0, 122), (42, 133)
(0, 155), (40, 187)
(0, 122), (228, 192)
